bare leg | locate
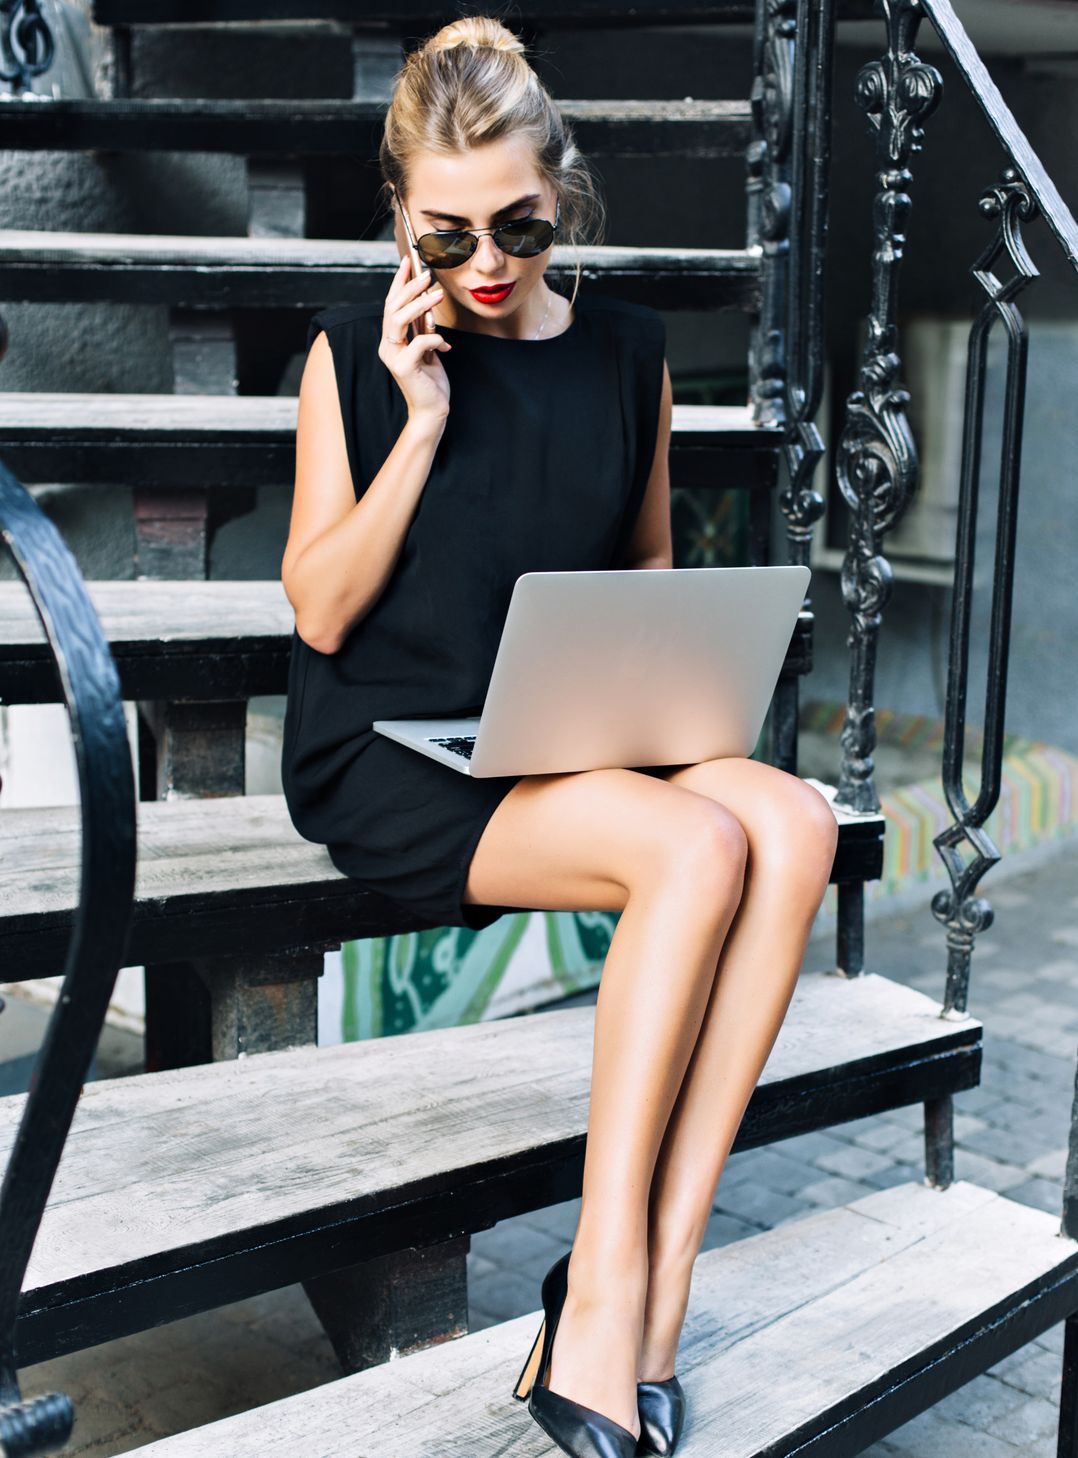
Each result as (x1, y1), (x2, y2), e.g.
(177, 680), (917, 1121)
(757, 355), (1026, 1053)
(462, 766), (750, 1436)
(631, 758), (840, 1381)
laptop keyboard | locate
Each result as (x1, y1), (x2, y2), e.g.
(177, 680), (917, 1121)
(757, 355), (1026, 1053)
(429, 735), (477, 761)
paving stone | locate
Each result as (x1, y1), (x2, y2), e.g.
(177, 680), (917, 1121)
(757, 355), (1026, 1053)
(860, 1161), (928, 1192)
(951, 1146), (1031, 1192)
(1027, 1146), (1069, 1180)
(993, 1345), (1064, 1402)
(718, 1145), (819, 1195)
(700, 1209), (760, 1250)
(1004, 1176), (1064, 1216)
(517, 1198), (580, 1244)
(467, 1265), (541, 1325)
(798, 1174), (874, 1207)
(881, 1401), (1026, 1456)
(713, 1180), (811, 1228)
(471, 1217), (565, 1269)
(814, 1142), (897, 1181)
(960, 1123), (1053, 1167)
(981, 1392), (1062, 1447)
(849, 1118), (918, 1154)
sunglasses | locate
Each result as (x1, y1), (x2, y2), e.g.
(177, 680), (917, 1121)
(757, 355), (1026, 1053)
(395, 188), (561, 270)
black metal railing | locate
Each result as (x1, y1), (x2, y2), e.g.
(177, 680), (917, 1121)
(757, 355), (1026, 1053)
(0, 0), (55, 93)
(827, 0), (1078, 1178)
(0, 464), (137, 1457)
(747, 0), (835, 777)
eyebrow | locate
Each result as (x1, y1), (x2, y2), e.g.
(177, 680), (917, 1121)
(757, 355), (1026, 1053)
(418, 193), (541, 225)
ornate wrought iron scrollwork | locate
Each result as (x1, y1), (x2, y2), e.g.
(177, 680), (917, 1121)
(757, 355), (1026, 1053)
(747, 0), (797, 433)
(0, 466), (136, 1454)
(0, 0), (54, 93)
(748, 0), (832, 564)
(834, 0), (943, 815)
(748, 0), (834, 774)
(931, 169), (1036, 1016)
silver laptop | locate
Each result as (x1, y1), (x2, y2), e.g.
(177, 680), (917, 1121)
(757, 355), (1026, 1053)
(372, 564), (811, 777)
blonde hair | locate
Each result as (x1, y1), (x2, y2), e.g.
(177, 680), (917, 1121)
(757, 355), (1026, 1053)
(378, 15), (605, 310)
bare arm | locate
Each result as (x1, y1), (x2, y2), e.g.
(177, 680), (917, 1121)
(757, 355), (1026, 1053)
(281, 257), (451, 654)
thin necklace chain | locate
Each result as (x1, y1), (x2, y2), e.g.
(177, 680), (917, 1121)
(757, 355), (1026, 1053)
(531, 290), (553, 340)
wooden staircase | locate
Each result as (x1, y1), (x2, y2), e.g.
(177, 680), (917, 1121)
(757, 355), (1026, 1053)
(3, 1), (1078, 1455)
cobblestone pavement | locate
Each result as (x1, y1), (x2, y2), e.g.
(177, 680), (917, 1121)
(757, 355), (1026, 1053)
(11, 840), (1078, 1455)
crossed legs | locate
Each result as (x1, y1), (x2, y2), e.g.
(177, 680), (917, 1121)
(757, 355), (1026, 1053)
(462, 757), (838, 1437)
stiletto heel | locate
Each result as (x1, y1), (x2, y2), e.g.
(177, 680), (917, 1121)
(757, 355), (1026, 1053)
(513, 1316), (546, 1400)
(512, 1248), (640, 1458)
(636, 1374), (686, 1455)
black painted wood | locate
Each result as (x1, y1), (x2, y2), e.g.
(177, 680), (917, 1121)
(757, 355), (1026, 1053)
(0, 790), (884, 978)
(0, 395), (782, 491)
(91, 0), (875, 24)
(0, 234), (761, 311)
(0, 97), (752, 160)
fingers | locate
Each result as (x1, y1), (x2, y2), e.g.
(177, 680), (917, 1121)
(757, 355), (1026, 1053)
(406, 331), (451, 356)
(388, 284), (444, 346)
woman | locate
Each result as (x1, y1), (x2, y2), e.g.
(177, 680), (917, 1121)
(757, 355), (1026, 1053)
(281, 16), (838, 1457)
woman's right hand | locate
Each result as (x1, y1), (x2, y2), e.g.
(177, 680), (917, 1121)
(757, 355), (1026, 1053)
(378, 253), (453, 423)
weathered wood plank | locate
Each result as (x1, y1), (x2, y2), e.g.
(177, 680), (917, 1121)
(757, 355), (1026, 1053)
(116, 1180), (1075, 1457)
(0, 97), (752, 160)
(0, 782), (883, 977)
(0, 233), (760, 310)
(0, 973), (979, 1364)
(0, 395), (782, 490)
(0, 581), (813, 701)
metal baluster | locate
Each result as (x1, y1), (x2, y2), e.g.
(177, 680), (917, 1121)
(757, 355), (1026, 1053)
(932, 170), (1036, 1019)
(749, 0), (835, 775)
(0, 1), (54, 93)
(832, 0), (942, 975)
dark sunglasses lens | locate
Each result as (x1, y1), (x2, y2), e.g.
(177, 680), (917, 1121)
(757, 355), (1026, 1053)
(417, 232), (476, 269)
(495, 219), (555, 257)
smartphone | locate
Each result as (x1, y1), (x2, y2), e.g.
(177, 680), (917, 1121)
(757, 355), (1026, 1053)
(392, 186), (436, 343)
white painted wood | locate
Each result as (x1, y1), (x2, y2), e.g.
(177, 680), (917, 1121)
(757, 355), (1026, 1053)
(0, 580), (294, 647)
(0, 392), (773, 440)
(118, 1180), (1077, 1456)
(0, 230), (756, 274)
(0, 973), (975, 1296)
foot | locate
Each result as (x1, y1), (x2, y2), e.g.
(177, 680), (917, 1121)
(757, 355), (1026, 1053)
(546, 1255), (645, 1440)
(638, 1249), (694, 1383)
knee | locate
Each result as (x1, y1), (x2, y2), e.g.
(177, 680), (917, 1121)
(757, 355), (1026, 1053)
(770, 779), (839, 897)
(652, 799), (749, 899)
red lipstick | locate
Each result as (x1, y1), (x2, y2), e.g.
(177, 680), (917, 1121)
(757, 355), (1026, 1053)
(469, 281), (515, 303)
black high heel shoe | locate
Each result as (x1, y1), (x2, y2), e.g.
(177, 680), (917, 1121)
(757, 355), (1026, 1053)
(636, 1374), (686, 1455)
(512, 1249), (640, 1458)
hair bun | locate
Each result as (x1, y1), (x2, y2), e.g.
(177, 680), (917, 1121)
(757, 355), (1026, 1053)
(427, 17), (526, 57)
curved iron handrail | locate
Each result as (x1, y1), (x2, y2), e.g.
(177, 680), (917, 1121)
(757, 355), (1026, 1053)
(920, 0), (1078, 273)
(0, 463), (136, 1456)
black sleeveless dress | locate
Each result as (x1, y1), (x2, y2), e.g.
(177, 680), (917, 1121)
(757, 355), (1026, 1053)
(281, 291), (666, 930)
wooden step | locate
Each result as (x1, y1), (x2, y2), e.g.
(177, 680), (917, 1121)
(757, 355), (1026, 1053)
(0, 396), (783, 491)
(1, 787), (883, 977)
(0, 579), (810, 704)
(0, 973), (981, 1364)
(0, 231), (760, 311)
(0, 97), (752, 159)
(111, 1178), (1076, 1458)
(92, 0), (876, 24)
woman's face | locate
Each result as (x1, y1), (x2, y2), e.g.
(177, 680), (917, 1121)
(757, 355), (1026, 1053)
(393, 135), (557, 328)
